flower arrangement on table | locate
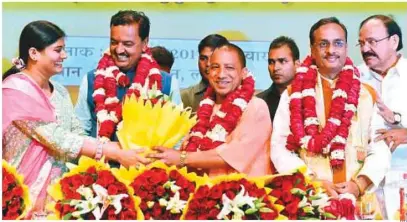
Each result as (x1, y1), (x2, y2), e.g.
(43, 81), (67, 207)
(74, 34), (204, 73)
(2, 160), (31, 220)
(113, 161), (205, 220)
(266, 166), (356, 220)
(182, 173), (285, 220)
(46, 156), (143, 220)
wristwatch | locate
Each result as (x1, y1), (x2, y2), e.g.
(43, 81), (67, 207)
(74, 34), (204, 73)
(393, 112), (402, 125)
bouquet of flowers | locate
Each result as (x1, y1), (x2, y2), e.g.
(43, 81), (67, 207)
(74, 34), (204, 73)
(2, 160), (31, 220)
(46, 156), (143, 220)
(113, 161), (204, 220)
(116, 91), (197, 154)
(266, 166), (356, 220)
(182, 173), (285, 220)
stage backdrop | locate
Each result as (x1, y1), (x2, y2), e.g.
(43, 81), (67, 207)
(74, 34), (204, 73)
(3, 2), (407, 103)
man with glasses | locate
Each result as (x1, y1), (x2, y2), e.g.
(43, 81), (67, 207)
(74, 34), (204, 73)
(271, 17), (390, 204)
(358, 14), (407, 220)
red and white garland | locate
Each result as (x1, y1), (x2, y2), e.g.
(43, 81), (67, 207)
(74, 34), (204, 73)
(183, 72), (255, 152)
(286, 56), (361, 168)
(92, 48), (162, 141)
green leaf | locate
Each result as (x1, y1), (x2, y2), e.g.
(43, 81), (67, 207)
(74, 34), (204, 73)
(62, 213), (73, 220)
(245, 208), (258, 215)
(322, 212), (337, 219)
(309, 195), (321, 201)
(294, 178), (301, 186)
(291, 188), (306, 196)
(259, 207), (273, 213)
(255, 202), (266, 209)
(303, 206), (315, 214)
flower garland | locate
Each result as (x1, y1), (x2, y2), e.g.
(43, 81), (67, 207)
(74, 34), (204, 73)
(92, 48), (162, 141)
(183, 72), (255, 152)
(286, 56), (361, 168)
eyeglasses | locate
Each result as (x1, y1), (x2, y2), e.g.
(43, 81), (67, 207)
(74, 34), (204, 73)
(314, 39), (346, 50)
(357, 36), (389, 48)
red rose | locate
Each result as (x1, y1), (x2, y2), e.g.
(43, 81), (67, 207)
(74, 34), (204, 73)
(340, 198), (355, 220)
(108, 184), (119, 195)
(3, 191), (13, 201)
(285, 198), (300, 215)
(137, 190), (148, 199)
(82, 175), (94, 186)
(139, 201), (148, 211)
(8, 197), (21, 213)
(260, 211), (278, 220)
(281, 190), (294, 203)
(194, 186), (210, 199)
(225, 190), (236, 200)
(152, 203), (162, 218)
(270, 189), (282, 199)
(156, 186), (165, 197)
(324, 199), (343, 219)
(209, 185), (223, 200)
(208, 208), (220, 219)
(71, 175), (83, 188)
(11, 186), (23, 197)
(169, 170), (180, 180)
(282, 180), (293, 191)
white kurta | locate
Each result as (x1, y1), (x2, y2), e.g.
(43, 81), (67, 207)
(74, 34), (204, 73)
(270, 72), (391, 189)
(358, 56), (407, 219)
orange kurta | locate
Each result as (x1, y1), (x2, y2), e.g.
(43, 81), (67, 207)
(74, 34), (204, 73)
(209, 97), (273, 178)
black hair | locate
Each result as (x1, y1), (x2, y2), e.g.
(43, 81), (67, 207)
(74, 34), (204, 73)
(269, 36), (300, 61)
(151, 46), (175, 70)
(359, 14), (403, 51)
(110, 10), (150, 41)
(3, 20), (65, 81)
(309, 17), (348, 45)
(198, 34), (229, 53)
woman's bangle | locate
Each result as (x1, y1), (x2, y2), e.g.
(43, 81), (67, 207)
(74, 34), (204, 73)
(352, 178), (365, 197)
(180, 151), (187, 167)
(95, 140), (106, 160)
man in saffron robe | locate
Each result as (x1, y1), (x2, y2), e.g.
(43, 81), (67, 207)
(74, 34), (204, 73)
(148, 43), (273, 178)
(271, 17), (391, 200)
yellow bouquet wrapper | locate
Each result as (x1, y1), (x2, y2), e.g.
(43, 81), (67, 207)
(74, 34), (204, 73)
(46, 156), (144, 220)
(117, 94), (197, 155)
(2, 160), (31, 220)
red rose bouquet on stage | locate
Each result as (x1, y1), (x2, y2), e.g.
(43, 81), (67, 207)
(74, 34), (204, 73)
(182, 173), (285, 220)
(266, 166), (356, 220)
(2, 160), (31, 220)
(113, 161), (204, 220)
(46, 156), (143, 220)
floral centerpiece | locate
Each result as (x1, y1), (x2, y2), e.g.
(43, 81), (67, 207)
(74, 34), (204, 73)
(46, 156), (143, 220)
(266, 166), (356, 220)
(2, 160), (31, 220)
(182, 173), (285, 220)
(113, 161), (204, 220)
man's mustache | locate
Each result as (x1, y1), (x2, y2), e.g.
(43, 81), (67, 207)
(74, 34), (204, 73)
(362, 51), (378, 59)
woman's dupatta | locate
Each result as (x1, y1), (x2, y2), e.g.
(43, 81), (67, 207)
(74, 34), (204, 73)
(2, 73), (61, 218)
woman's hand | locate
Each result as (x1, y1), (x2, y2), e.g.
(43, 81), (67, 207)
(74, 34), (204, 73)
(104, 142), (150, 168)
(147, 146), (181, 166)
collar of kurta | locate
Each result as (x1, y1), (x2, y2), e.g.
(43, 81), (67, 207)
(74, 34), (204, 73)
(193, 80), (209, 95)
